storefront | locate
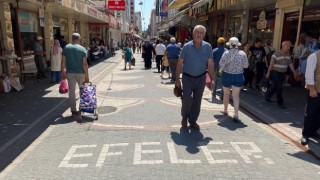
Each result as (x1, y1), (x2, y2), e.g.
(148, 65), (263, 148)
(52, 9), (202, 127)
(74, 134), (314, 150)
(248, 5), (276, 44)
(281, 0), (320, 45)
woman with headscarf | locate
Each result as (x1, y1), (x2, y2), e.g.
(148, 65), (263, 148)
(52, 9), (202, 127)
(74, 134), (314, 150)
(50, 39), (63, 83)
(219, 37), (248, 122)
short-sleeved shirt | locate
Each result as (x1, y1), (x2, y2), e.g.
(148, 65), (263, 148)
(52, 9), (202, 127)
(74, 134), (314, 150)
(271, 51), (292, 73)
(62, 44), (87, 74)
(250, 46), (266, 62)
(166, 43), (181, 59)
(180, 40), (213, 77)
(124, 47), (133, 59)
(219, 49), (248, 74)
(155, 43), (166, 55)
(34, 42), (43, 55)
(212, 46), (228, 69)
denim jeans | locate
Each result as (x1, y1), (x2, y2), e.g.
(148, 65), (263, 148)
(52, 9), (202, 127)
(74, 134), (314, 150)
(212, 68), (223, 96)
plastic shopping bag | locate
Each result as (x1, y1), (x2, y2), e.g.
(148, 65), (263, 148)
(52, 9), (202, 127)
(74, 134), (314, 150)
(59, 79), (68, 94)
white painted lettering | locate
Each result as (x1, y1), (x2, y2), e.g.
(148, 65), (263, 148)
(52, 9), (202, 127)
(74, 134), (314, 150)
(231, 142), (274, 164)
(167, 142), (201, 164)
(134, 142), (163, 165)
(59, 145), (97, 168)
(96, 143), (129, 167)
(200, 142), (238, 164)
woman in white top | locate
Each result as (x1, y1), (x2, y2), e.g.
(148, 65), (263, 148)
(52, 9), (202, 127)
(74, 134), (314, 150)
(50, 39), (63, 83)
(219, 37), (249, 122)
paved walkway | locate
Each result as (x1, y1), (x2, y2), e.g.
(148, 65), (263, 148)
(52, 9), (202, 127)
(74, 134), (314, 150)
(0, 53), (319, 179)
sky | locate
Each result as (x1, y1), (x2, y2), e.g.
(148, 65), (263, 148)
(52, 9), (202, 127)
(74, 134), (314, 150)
(135, 0), (154, 31)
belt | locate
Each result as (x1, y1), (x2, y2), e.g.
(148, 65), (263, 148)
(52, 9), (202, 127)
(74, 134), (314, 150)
(183, 71), (207, 78)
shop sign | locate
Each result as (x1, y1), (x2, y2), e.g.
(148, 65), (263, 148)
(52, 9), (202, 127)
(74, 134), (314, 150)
(39, 8), (44, 27)
(87, 6), (98, 18)
(108, 0), (126, 11)
(52, 16), (60, 27)
(18, 11), (38, 33)
(160, 12), (168, 17)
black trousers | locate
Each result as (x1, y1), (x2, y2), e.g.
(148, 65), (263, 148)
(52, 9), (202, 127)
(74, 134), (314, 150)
(265, 71), (285, 105)
(34, 55), (46, 78)
(243, 68), (254, 87)
(256, 62), (266, 86)
(302, 91), (320, 137)
(144, 57), (152, 69)
(156, 55), (163, 72)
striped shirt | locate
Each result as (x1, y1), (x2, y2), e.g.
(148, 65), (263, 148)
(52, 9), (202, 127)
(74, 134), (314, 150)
(271, 51), (292, 73)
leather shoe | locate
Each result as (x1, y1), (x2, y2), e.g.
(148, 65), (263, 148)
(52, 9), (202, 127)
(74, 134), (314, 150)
(189, 122), (200, 130)
(181, 118), (187, 127)
(300, 136), (309, 146)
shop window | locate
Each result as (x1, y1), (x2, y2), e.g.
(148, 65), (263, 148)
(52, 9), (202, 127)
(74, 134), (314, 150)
(248, 6), (276, 43)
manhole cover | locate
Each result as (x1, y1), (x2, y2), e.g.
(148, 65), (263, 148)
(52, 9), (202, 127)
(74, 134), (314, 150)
(97, 106), (117, 114)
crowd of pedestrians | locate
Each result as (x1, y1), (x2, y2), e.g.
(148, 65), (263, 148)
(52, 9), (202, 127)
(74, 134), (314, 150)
(39, 24), (320, 148)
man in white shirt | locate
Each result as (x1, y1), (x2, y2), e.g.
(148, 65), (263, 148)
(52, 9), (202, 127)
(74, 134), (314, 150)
(301, 49), (320, 146)
(155, 39), (166, 73)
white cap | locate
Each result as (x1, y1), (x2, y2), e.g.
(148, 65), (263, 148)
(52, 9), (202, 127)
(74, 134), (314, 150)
(226, 37), (241, 47)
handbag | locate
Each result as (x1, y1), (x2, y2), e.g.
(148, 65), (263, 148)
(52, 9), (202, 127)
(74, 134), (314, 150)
(260, 78), (271, 93)
(131, 57), (135, 66)
(59, 79), (69, 94)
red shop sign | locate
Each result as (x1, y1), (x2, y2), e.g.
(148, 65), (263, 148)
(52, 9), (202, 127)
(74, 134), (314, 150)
(108, 0), (125, 11)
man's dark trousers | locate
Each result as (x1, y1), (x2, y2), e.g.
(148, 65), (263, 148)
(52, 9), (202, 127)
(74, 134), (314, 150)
(302, 91), (320, 138)
(156, 55), (163, 72)
(181, 74), (206, 123)
(265, 70), (285, 105)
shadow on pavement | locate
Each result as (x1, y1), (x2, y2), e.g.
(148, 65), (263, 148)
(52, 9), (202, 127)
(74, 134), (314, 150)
(287, 149), (320, 167)
(214, 115), (248, 131)
(170, 127), (213, 154)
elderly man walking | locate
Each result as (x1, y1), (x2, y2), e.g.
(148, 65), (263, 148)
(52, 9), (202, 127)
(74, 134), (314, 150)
(175, 25), (215, 130)
(301, 49), (320, 146)
(265, 41), (296, 109)
(165, 37), (181, 82)
(61, 33), (89, 122)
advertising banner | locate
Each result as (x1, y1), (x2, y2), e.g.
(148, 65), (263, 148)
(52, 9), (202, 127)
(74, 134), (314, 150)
(108, 0), (126, 11)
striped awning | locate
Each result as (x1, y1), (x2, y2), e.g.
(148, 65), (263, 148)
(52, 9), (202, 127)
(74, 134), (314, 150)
(166, 0), (192, 11)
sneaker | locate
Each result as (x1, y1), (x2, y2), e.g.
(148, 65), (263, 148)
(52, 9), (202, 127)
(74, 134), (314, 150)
(189, 122), (200, 130)
(300, 136), (309, 146)
(181, 118), (188, 127)
(284, 83), (291, 87)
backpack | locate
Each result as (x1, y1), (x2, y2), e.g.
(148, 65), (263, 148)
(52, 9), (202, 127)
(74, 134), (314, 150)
(266, 47), (275, 65)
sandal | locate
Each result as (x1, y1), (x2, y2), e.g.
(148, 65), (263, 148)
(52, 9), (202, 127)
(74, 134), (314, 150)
(233, 116), (240, 122)
(220, 111), (228, 116)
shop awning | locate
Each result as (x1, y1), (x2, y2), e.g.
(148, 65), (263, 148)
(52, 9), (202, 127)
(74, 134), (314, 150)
(193, 0), (209, 9)
(166, 0), (192, 11)
(133, 34), (141, 39)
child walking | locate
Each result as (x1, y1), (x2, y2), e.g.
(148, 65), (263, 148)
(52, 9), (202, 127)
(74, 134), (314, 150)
(161, 56), (170, 79)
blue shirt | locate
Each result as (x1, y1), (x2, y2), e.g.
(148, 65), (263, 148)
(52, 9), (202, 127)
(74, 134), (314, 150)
(166, 43), (181, 59)
(180, 41), (213, 77)
(62, 44), (87, 74)
(212, 46), (227, 69)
